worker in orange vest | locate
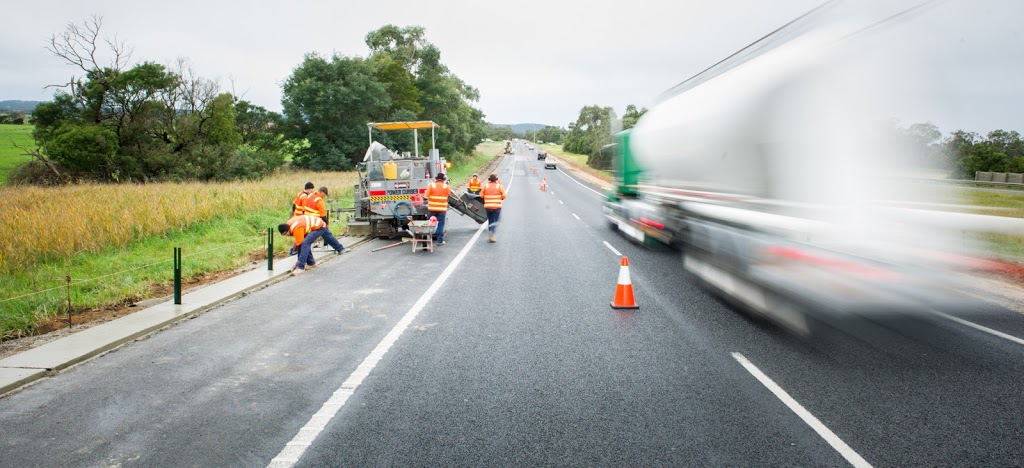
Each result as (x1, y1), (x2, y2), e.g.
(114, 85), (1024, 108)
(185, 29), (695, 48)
(303, 186), (330, 249)
(467, 173), (482, 194)
(304, 186), (329, 224)
(292, 182), (315, 216)
(278, 214), (347, 276)
(480, 173), (507, 243)
(424, 173), (450, 245)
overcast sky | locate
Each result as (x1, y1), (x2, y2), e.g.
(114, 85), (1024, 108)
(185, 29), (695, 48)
(1, 0), (1020, 134)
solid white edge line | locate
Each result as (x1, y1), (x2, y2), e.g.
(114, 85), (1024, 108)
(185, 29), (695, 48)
(932, 311), (1024, 346)
(731, 352), (872, 468)
(603, 241), (622, 257)
(572, 213), (581, 220)
(268, 157), (510, 468)
(556, 167), (605, 197)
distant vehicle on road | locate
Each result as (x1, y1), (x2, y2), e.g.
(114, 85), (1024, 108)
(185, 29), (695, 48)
(544, 158), (557, 169)
(537, 152), (547, 160)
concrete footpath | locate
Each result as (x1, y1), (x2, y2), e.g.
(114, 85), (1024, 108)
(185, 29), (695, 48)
(0, 236), (370, 397)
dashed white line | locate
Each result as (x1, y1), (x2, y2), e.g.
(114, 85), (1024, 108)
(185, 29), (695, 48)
(572, 213), (581, 220)
(731, 352), (872, 468)
(932, 311), (1024, 346)
(603, 241), (622, 257)
(558, 200), (564, 205)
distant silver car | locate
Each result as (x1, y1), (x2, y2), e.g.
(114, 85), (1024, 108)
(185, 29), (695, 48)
(544, 158), (557, 169)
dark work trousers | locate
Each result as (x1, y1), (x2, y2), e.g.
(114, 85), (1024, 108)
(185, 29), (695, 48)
(296, 227), (345, 270)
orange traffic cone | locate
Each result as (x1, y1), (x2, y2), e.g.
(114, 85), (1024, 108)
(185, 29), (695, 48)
(610, 256), (639, 309)
(540, 177), (547, 191)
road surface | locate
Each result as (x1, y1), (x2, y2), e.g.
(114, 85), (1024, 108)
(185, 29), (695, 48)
(2, 141), (1023, 467)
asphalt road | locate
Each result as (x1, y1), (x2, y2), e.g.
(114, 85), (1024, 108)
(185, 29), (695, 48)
(1, 141), (1023, 467)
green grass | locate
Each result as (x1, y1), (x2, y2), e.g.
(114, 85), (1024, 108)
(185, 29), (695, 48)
(961, 189), (1024, 217)
(0, 208), (311, 340)
(0, 124), (35, 184)
(958, 189), (1024, 260)
(543, 144), (613, 182)
(448, 142), (504, 184)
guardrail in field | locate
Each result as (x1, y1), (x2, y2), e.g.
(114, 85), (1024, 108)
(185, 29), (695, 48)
(976, 172), (1024, 185)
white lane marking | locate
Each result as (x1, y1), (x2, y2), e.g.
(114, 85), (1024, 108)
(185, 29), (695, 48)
(558, 200), (564, 205)
(731, 353), (872, 468)
(932, 311), (1024, 346)
(269, 157), (515, 468)
(603, 241), (622, 257)
(572, 213), (581, 220)
(556, 167), (605, 198)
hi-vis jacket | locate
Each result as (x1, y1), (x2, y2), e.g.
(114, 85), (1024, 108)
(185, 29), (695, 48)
(424, 180), (450, 212)
(304, 192), (327, 218)
(467, 176), (482, 193)
(481, 181), (506, 209)
(292, 190), (311, 216)
(286, 215), (327, 247)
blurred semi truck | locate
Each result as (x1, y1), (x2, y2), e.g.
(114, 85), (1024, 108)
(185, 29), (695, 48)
(603, 13), (1024, 334)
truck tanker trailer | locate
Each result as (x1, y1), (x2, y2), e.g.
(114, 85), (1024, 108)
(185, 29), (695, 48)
(603, 10), (1024, 334)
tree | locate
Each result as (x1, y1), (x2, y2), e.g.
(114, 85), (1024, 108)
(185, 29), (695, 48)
(622, 104), (647, 130)
(565, 105), (615, 169)
(281, 53), (391, 170)
(366, 25), (486, 162)
(20, 17), (287, 183)
(536, 125), (566, 145)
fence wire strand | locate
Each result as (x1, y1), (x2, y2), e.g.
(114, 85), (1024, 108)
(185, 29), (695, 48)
(2, 232), (267, 302)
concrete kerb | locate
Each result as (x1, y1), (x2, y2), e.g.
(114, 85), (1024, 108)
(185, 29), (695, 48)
(0, 235), (372, 398)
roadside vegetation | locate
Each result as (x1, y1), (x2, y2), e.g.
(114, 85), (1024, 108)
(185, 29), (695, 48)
(0, 172), (355, 341)
(0, 124), (34, 184)
(960, 189), (1024, 259)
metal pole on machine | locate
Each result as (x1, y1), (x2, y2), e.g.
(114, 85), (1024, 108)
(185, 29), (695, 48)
(414, 128), (419, 158)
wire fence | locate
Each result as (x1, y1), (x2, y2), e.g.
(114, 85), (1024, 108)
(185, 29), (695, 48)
(0, 231), (274, 340)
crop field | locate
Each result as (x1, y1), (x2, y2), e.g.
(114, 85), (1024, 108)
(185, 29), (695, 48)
(0, 124), (35, 184)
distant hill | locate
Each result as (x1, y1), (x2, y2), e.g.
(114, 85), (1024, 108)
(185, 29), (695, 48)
(0, 100), (45, 113)
(491, 123), (549, 133)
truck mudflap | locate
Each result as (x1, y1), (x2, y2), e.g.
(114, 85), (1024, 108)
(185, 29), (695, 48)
(448, 193), (487, 224)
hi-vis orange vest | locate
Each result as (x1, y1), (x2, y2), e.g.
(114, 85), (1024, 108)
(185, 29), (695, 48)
(481, 181), (506, 209)
(468, 176), (481, 192)
(292, 190), (310, 216)
(304, 192), (326, 217)
(424, 180), (450, 212)
(286, 215), (327, 247)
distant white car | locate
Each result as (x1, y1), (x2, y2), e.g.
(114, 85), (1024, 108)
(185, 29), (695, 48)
(544, 158), (557, 169)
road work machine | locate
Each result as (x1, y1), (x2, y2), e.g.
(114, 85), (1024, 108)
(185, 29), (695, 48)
(349, 121), (486, 238)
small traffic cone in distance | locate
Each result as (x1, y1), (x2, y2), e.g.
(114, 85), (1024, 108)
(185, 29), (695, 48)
(611, 256), (639, 309)
(540, 177), (547, 191)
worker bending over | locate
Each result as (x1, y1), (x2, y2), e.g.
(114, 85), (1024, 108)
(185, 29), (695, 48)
(278, 214), (347, 276)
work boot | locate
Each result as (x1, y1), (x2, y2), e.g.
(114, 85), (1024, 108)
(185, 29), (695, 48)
(291, 268), (304, 277)
(488, 234), (495, 243)
(336, 248), (349, 255)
